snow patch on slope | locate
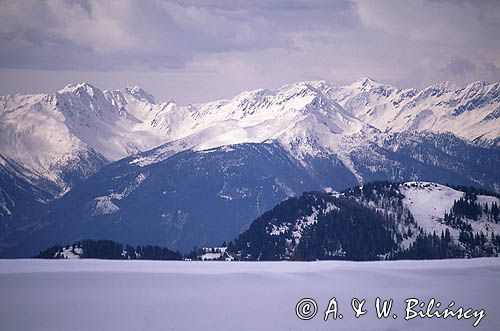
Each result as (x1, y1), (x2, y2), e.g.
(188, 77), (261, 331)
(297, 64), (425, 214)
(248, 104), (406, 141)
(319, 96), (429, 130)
(91, 172), (148, 216)
(92, 196), (120, 216)
(400, 182), (464, 237)
(399, 182), (500, 240)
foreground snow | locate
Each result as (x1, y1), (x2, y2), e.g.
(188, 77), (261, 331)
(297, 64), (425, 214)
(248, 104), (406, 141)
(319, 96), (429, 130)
(0, 259), (499, 331)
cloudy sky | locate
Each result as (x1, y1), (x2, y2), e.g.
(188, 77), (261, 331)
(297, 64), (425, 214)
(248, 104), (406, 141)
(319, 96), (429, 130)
(0, 0), (499, 104)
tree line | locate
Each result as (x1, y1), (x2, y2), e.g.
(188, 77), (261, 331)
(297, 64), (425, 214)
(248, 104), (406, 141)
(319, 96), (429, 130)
(35, 239), (182, 260)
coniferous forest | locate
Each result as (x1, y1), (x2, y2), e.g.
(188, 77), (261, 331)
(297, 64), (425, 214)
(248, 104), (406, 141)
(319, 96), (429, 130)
(36, 239), (182, 260)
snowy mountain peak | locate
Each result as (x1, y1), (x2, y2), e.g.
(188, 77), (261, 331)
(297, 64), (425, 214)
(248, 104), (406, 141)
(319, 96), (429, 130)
(464, 80), (493, 90)
(288, 80), (316, 90)
(123, 85), (157, 104)
(418, 81), (455, 98)
(230, 87), (271, 106)
(356, 75), (377, 84)
(58, 82), (99, 96)
(459, 80), (499, 99)
(283, 80), (338, 98)
(351, 76), (385, 89)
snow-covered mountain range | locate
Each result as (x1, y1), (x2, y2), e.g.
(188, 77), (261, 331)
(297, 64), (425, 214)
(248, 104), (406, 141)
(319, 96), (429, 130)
(1, 78), (498, 193)
(0, 78), (499, 256)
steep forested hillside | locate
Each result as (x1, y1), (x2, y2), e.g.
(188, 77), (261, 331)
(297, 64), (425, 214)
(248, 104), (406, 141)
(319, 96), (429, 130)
(226, 182), (500, 261)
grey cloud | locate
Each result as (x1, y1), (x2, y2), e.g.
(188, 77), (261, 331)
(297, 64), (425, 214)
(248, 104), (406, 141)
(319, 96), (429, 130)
(441, 58), (476, 76)
(483, 62), (500, 82)
(485, 62), (499, 75)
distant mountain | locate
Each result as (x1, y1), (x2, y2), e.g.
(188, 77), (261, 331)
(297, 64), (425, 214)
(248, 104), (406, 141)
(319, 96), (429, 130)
(0, 83), (173, 193)
(327, 78), (499, 144)
(227, 182), (500, 261)
(0, 79), (499, 257)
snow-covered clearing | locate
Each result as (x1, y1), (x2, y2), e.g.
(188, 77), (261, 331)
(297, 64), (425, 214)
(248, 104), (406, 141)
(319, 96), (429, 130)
(0, 258), (499, 331)
(401, 182), (464, 238)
